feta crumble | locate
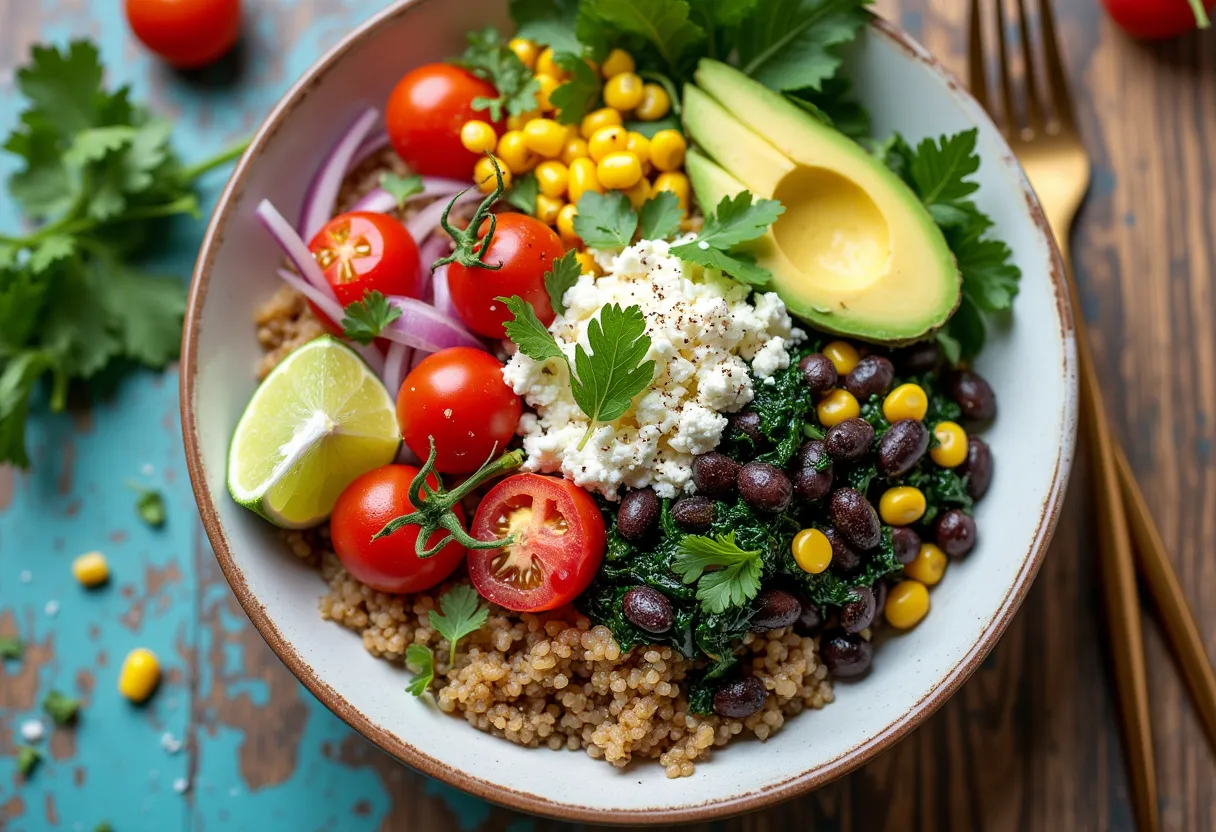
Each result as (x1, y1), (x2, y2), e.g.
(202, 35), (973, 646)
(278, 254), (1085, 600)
(503, 237), (803, 499)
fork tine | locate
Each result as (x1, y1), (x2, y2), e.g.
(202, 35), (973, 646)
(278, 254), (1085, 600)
(1014, 0), (1044, 133)
(1038, 0), (1076, 129)
(967, 0), (992, 114)
(994, 0), (1018, 133)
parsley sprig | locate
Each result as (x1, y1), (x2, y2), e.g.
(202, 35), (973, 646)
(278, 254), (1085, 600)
(456, 27), (543, 121)
(544, 249), (583, 316)
(670, 191), (785, 285)
(379, 173), (424, 209)
(0, 635), (23, 660)
(573, 190), (683, 250)
(672, 531), (764, 613)
(340, 291), (402, 345)
(43, 689), (81, 725)
(404, 585), (492, 696)
(405, 644), (435, 696)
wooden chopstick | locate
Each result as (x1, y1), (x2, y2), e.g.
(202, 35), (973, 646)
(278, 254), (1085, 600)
(1115, 444), (1216, 752)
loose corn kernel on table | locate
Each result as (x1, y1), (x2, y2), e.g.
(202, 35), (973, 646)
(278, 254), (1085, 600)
(3, 1), (1216, 830)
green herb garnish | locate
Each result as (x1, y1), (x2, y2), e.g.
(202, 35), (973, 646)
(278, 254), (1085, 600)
(672, 531), (763, 613)
(379, 173), (424, 209)
(17, 746), (41, 777)
(504, 171), (539, 214)
(456, 26), (542, 121)
(544, 250), (582, 316)
(573, 191), (638, 249)
(670, 191), (784, 286)
(340, 291), (403, 345)
(42, 689), (81, 725)
(637, 191), (683, 241)
(735, 0), (872, 93)
(550, 53), (603, 125)
(429, 585), (491, 665)
(127, 482), (166, 528)
(405, 643), (435, 696)
(0, 635), (22, 660)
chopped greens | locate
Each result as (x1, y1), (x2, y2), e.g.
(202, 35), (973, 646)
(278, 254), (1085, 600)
(550, 52), (603, 125)
(127, 482), (166, 528)
(672, 532), (763, 613)
(636, 191), (684, 241)
(42, 689), (81, 725)
(340, 290), (403, 345)
(405, 643), (436, 696)
(0, 635), (23, 659)
(544, 249), (583, 316)
(504, 171), (540, 214)
(379, 173), (424, 208)
(429, 584), (491, 665)
(735, 0), (873, 93)
(456, 26), (542, 121)
(573, 191), (638, 249)
(17, 746), (41, 777)
(670, 192), (784, 286)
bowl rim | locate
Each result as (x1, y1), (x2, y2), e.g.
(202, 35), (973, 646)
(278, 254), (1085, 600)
(181, 2), (1078, 823)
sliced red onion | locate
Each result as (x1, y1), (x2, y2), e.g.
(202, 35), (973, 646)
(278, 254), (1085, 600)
(378, 295), (483, 352)
(396, 444), (422, 466)
(299, 108), (380, 240)
(416, 234), (451, 303)
(352, 130), (390, 168)
(431, 265), (457, 320)
(409, 348), (432, 371)
(382, 340), (412, 397)
(349, 177), (471, 215)
(275, 268), (385, 376)
(406, 189), (480, 242)
(258, 200), (331, 296)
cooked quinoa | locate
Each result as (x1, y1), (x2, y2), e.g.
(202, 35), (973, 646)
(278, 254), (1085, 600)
(259, 294), (835, 777)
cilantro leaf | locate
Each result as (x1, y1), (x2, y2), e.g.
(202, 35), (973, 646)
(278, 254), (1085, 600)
(510, 0), (586, 53)
(736, 0), (872, 93)
(550, 53), (602, 125)
(42, 690), (81, 725)
(17, 746), (41, 777)
(672, 531), (763, 613)
(582, 0), (706, 72)
(544, 250), (582, 315)
(504, 171), (539, 214)
(637, 191), (683, 240)
(405, 643), (435, 696)
(127, 482), (166, 528)
(570, 303), (655, 446)
(670, 191), (783, 284)
(99, 263), (187, 368)
(457, 27), (542, 121)
(687, 0), (762, 28)
(909, 129), (982, 208)
(0, 351), (58, 469)
(340, 290), (403, 345)
(379, 173), (424, 208)
(0, 635), (22, 660)
(673, 245), (772, 286)
(573, 191), (638, 249)
(499, 295), (567, 362)
(429, 584), (491, 665)
(95, 823), (113, 832)
(15, 41), (105, 136)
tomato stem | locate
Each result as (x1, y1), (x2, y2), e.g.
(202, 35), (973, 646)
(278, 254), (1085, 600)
(433, 152), (507, 273)
(1188, 0), (1211, 28)
(372, 437), (525, 558)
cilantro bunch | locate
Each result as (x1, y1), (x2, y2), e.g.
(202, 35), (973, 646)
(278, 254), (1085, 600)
(0, 41), (247, 467)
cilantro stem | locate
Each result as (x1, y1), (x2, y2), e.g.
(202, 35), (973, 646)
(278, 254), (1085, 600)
(180, 138), (251, 181)
(1188, 0), (1211, 27)
(577, 422), (596, 451)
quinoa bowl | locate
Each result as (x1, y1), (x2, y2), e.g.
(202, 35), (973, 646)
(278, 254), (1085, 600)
(182, 0), (1078, 822)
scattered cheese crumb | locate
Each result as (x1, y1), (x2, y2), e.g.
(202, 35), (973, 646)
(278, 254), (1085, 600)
(161, 732), (183, 754)
(20, 720), (44, 743)
(172, 777), (189, 794)
(45, 600), (59, 617)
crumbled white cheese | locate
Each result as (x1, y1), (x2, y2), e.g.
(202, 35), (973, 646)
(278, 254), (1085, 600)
(161, 732), (183, 754)
(20, 719), (44, 743)
(503, 237), (802, 499)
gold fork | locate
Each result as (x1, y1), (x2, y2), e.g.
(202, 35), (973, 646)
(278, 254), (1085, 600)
(968, 1), (1216, 830)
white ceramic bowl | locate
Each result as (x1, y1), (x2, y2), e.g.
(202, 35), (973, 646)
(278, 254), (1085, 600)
(183, 1), (1078, 822)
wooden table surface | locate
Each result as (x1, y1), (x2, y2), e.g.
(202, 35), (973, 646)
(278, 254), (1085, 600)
(2, 1), (1215, 830)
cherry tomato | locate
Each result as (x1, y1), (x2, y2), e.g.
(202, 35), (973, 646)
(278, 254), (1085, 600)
(386, 64), (503, 179)
(1102, 0), (1213, 38)
(468, 474), (606, 612)
(125, 0), (241, 68)
(448, 214), (564, 339)
(330, 465), (466, 594)
(397, 348), (522, 474)
(309, 211), (421, 307)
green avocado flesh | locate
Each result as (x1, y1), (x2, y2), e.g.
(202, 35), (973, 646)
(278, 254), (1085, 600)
(683, 59), (961, 343)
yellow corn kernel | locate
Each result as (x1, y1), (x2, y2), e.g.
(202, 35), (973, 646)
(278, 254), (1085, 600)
(508, 109), (544, 131)
(596, 152), (643, 190)
(534, 160), (569, 198)
(626, 131), (651, 167)
(792, 528), (833, 574)
(930, 421), (969, 468)
(883, 383), (929, 423)
(535, 47), (566, 80)
(567, 157), (603, 203)
(118, 647), (161, 703)
(652, 171), (690, 211)
(879, 486), (927, 526)
(622, 176), (651, 209)
(535, 194), (563, 225)
(473, 155), (512, 193)
(817, 389), (859, 428)
(556, 203), (581, 247)
(904, 543), (948, 586)
(560, 137), (589, 165)
(600, 48), (636, 78)
(587, 125), (629, 162)
(885, 580), (931, 629)
(580, 107), (623, 140)
(508, 37), (539, 69)
(822, 340), (860, 375)
(459, 120), (498, 154)
(574, 250), (600, 276)
(635, 83), (672, 121)
(534, 73), (561, 112)
(649, 129), (686, 172)
(523, 118), (567, 158)
(603, 72), (644, 111)
(72, 551), (109, 587)
(495, 130), (537, 175)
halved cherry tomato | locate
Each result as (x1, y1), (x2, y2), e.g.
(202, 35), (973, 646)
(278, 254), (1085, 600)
(397, 347), (522, 474)
(125, 0), (241, 68)
(469, 474), (606, 612)
(330, 465), (466, 594)
(309, 210), (421, 307)
(447, 214), (564, 339)
(386, 63), (503, 179)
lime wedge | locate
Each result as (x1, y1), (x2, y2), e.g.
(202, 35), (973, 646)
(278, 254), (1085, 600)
(227, 335), (400, 528)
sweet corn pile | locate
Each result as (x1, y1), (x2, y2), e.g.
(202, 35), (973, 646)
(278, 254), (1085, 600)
(463, 43), (690, 253)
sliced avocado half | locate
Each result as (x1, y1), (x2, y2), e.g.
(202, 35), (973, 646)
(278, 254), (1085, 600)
(683, 59), (961, 343)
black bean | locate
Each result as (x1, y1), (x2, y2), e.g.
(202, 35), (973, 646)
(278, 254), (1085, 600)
(713, 676), (768, 718)
(845, 355), (895, 400)
(617, 488), (660, 542)
(840, 586), (876, 633)
(829, 488), (882, 551)
(792, 440), (833, 502)
(622, 587), (674, 633)
(890, 526), (922, 565)
(751, 589), (802, 631)
(795, 599), (823, 635)
(822, 526), (863, 572)
(872, 580), (889, 620)
(738, 461), (793, 514)
(672, 496), (715, 533)
(935, 509), (978, 558)
(730, 410), (763, 442)
(877, 419), (930, 477)
(896, 341), (941, 375)
(821, 630), (873, 678)
(693, 452), (741, 498)
(949, 370), (997, 422)
(960, 437), (993, 500)
(824, 418), (875, 462)
(798, 353), (838, 397)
